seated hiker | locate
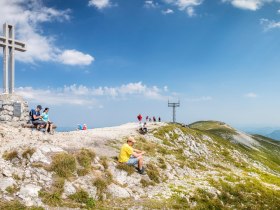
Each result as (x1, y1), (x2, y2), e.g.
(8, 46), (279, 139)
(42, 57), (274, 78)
(139, 122), (148, 134)
(118, 136), (145, 174)
(41, 107), (54, 134)
(30, 105), (46, 130)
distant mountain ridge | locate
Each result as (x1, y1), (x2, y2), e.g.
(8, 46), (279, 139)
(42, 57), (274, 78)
(267, 130), (280, 141)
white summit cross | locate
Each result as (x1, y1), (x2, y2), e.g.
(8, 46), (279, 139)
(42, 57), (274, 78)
(0, 23), (26, 94)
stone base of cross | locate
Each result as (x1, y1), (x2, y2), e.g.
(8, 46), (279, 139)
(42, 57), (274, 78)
(0, 23), (26, 94)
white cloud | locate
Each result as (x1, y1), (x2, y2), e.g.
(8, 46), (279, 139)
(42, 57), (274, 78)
(58, 50), (95, 66)
(245, 92), (258, 98)
(278, 9), (280, 13)
(144, 0), (159, 9)
(163, 0), (202, 16)
(175, 0), (203, 10)
(162, 8), (174, 14)
(260, 18), (280, 31)
(88, 0), (111, 10)
(222, 0), (278, 11)
(0, 0), (94, 66)
(16, 82), (170, 106)
(186, 7), (195, 16)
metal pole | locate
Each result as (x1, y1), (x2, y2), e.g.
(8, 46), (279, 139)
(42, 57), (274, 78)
(9, 25), (15, 94)
(3, 23), (8, 94)
(173, 106), (175, 123)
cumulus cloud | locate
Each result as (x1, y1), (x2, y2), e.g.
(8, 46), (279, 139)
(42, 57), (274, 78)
(16, 82), (169, 106)
(88, 0), (111, 9)
(245, 92), (258, 98)
(58, 50), (95, 66)
(222, 0), (278, 11)
(260, 18), (280, 31)
(144, 0), (159, 9)
(163, 0), (202, 16)
(0, 0), (94, 66)
(162, 8), (174, 14)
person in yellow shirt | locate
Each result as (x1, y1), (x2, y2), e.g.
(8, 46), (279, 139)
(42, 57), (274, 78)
(118, 136), (145, 174)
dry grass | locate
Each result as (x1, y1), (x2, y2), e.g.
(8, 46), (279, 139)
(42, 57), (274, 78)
(2, 150), (18, 161)
(22, 148), (36, 159)
(50, 153), (76, 178)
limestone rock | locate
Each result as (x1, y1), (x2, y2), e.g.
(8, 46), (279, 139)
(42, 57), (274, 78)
(107, 183), (130, 198)
(0, 177), (15, 191)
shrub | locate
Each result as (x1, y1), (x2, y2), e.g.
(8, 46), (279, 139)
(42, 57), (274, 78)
(92, 177), (108, 193)
(0, 200), (25, 210)
(76, 149), (95, 168)
(146, 163), (160, 183)
(22, 148), (36, 159)
(68, 189), (95, 209)
(100, 156), (109, 169)
(2, 150), (18, 161)
(5, 185), (19, 194)
(158, 157), (167, 169)
(77, 168), (91, 176)
(50, 153), (76, 178)
(140, 178), (155, 187)
(116, 163), (135, 175)
(39, 190), (62, 206)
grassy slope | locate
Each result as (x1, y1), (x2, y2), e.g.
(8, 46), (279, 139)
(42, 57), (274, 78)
(151, 122), (280, 209)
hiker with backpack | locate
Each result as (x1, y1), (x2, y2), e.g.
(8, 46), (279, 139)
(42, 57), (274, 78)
(30, 105), (46, 130)
(41, 107), (54, 134)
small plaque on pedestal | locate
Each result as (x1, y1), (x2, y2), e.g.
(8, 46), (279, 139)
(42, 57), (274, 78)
(14, 102), (22, 117)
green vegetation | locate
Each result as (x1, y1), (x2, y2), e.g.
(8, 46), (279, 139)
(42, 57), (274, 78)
(39, 177), (65, 206)
(50, 153), (76, 178)
(116, 163), (135, 175)
(157, 157), (167, 170)
(76, 149), (95, 168)
(140, 178), (155, 187)
(146, 163), (160, 183)
(22, 148), (36, 159)
(68, 190), (95, 209)
(207, 177), (280, 209)
(77, 168), (90, 176)
(0, 200), (44, 210)
(5, 185), (19, 194)
(92, 176), (112, 200)
(100, 156), (109, 169)
(2, 150), (18, 161)
(135, 137), (157, 155)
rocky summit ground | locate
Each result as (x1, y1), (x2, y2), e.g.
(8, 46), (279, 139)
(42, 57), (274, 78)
(0, 121), (280, 210)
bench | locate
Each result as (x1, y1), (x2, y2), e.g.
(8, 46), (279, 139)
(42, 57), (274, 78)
(22, 123), (57, 131)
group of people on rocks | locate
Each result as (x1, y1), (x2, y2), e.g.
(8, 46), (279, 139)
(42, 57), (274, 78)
(30, 105), (54, 134)
(137, 114), (161, 123)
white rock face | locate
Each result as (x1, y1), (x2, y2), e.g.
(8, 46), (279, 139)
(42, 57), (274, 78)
(18, 184), (41, 206)
(0, 177), (15, 191)
(64, 181), (76, 196)
(107, 183), (130, 198)
(30, 150), (50, 164)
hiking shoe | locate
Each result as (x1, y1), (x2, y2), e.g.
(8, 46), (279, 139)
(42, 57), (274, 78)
(138, 167), (145, 175)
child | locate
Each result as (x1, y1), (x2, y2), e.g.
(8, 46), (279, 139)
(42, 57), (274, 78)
(41, 108), (54, 134)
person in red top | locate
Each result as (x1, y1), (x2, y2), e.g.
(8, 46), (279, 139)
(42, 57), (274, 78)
(137, 114), (142, 122)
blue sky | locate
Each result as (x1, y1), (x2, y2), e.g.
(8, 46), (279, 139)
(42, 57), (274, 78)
(1, 0), (280, 128)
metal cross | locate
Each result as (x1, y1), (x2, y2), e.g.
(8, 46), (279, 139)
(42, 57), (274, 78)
(0, 23), (26, 94)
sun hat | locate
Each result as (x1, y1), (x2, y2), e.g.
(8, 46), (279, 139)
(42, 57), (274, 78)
(127, 136), (136, 143)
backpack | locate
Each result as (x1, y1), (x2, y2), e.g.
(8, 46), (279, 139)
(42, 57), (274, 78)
(29, 109), (35, 122)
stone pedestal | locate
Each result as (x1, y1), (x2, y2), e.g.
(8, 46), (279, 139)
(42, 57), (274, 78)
(0, 94), (29, 126)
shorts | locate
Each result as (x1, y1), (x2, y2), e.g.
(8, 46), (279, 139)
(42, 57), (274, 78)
(126, 156), (138, 166)
(32, 120), (46, 126)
